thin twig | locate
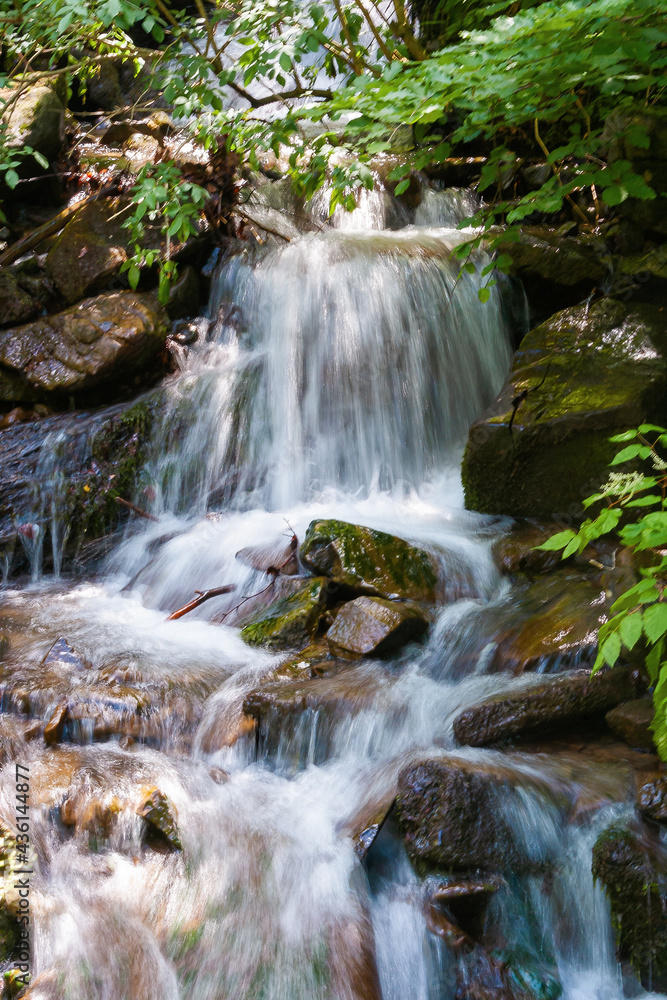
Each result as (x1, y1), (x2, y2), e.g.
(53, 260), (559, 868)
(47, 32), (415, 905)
(116, 497), (159, 521)
(167, 585), (237, 620)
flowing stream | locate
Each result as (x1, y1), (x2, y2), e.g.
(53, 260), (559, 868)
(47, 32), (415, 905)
(0, 182), (664, 1000)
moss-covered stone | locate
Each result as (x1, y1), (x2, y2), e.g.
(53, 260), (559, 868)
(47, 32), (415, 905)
(592, 821), (667, 992)
(240, 577), (328, 650)
(452, 668), (641, 747)
(1, 81), (65, 163)
(462, 298), (667, 519)
(45, 201), (131, 305)
(326, 596), (428, 656)
(300, 519), (438, 601)
(137, 786), (182, 851)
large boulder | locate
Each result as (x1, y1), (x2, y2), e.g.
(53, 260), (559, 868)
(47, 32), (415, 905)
(396, 755), (559, 874)
(0, 271), (39, 328)
(592, 821), (667, 992)
(497, 225), (609, 321)
(452, 668), (641, 747)
(461, 298), (667, 519)
(45, 201), (131, 305)
(326, 596), (428, 656)
(1, 81), (65, 164)
(300, 519), (438, 601)
(0, 291), (168, 404)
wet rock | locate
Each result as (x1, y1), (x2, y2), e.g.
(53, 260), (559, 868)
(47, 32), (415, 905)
(236, 534), (299, 576)
(592, 820), (667, 991)
(480, 571), (607, 675)
(85, 59), (123, 110)
(492, 521), (567, 575)
(326, 596), (428, 656)
(396, 755), (558, 874)
(637, 775), (667, 823)
(0, 271), (39, 328)
(452, 668), (641, 747)
(1, 82), (65, 165)
(240, 576), (328, 651)
(43, 701), (69, 745)
(45, 201), (131, 305)
(496, 224), (608, 320)
(427, 874), (501, 942)
(60, 790), (123, 842)
(606, 697), (655, 751)
(462, 299), (667, 519)
(300, 518), (438, 601)
(0, 291), (168, 403)
(137, 786), (182, 851)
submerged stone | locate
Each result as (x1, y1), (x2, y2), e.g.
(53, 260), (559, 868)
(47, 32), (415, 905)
(452, 668), (640, 747)
(240, 577), (328, 650)
(592, 821), (667, 992)
(605, 697), (656, 752)
(300, 518), (438, 601)
(462, 298), (667, 519)
(326, 596), (428, 656)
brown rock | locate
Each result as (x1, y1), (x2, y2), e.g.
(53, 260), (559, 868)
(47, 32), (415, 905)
(0, 291), (168, 401)
(326, 596), (428, 656)
(45, 201), (130, 305)
(452, 668), (641, 747)
(43, 701), (69, 745)
(606, 697), (655, 751)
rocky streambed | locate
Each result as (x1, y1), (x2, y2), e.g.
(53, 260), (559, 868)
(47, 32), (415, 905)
(0, 87), (666, 1000)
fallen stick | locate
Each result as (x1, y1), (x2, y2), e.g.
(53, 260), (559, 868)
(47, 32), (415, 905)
(167, 585), (237, 620)
(116, 496), (159, 521)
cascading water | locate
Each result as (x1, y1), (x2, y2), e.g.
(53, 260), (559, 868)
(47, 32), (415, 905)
(0, 176), (664, 1000)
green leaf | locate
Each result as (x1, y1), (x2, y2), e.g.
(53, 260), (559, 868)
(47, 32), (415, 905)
(619, 612), (643, 650)
(534, 529), (577, 552)
(599, 631), (622, 667)
(478, 286), (491, 303)
(643, 603), (667, 645)
(394, 178), (410, 195)
(610, 443), (645, 464)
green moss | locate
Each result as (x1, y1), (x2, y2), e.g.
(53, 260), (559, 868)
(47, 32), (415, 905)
(241, 578), (328, 651)
(67, 391), (162, 548)
(300, 519), (437, 601)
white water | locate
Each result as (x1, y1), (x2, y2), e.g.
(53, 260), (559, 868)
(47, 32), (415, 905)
(0, 179), (662, 1000)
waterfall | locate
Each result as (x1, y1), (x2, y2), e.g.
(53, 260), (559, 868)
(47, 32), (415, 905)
(0, 176), (662, 1000)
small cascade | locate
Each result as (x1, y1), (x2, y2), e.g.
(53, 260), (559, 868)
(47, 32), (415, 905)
(0, 170), (663, 1000)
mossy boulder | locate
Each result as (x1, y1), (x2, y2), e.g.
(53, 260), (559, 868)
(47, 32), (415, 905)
(462, 298), (667, 519)
(300, 519), (438, 601)
(326, 596), (428, 656)
(240, 577), (328, 650)
(0, 290), (168, 404)
(592, 821), (667, 992)
(452, 668), (641, 747)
